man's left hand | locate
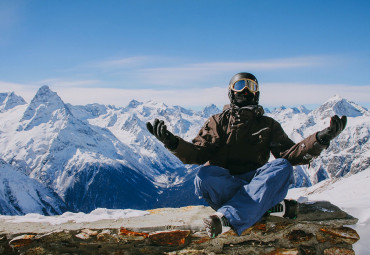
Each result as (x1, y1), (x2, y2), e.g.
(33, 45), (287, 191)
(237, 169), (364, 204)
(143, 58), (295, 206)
(317, 115), (347, 145)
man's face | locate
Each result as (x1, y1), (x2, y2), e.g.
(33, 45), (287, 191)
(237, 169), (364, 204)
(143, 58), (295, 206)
(233, 89), (256, 107)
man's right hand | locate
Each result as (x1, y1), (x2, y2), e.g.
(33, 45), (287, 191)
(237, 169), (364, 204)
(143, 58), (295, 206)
(146, 119), (179, 150)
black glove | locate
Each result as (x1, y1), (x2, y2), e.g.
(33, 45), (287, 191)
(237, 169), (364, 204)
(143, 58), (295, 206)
(146, 119), (179, 150)
(316, 115), (347, 145)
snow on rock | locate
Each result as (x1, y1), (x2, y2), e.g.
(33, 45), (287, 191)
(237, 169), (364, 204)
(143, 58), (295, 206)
(0, 87), (170, 212)
(311, 95), (368, 119)
(66, 103), (110, 121)
(0, 88), (368, 215)
(0, 92), (26, 112)
(0, 159), (66, 215)
(297, 105), (311, 114)
(126, 99), (143, 109)
(18, 85), (71, 131)
(0, 204), (360, 254)
(200, 104), (221, 118)
(0, 208), (149, 225)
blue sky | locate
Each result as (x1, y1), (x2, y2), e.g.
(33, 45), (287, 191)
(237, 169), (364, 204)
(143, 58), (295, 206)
(0, 0), (369, 110)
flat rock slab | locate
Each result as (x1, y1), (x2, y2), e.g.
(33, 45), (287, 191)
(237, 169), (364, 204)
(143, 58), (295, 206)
(0, 201), (360, 255)
(0, 206), (214, 235)
(296, 201), (357, 224)
(0, 201), (358, 235)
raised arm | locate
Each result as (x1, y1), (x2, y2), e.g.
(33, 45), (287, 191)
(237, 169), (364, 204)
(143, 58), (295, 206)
(270, 115), (347, 165)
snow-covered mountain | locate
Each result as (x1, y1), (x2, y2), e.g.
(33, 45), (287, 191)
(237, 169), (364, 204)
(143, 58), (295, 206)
(0, 86), (368, 215)
(0, 92), (26, 113)
(0, 159), (66, 215)
(267, 96), (370, 187)
(0, 86), (217, 214)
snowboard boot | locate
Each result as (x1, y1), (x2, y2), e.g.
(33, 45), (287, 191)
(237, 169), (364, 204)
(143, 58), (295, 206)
(266, 199), (298, 219)
(203, 212), (231, 238)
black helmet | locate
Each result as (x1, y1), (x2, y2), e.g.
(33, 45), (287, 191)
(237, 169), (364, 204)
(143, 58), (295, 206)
(228, 72), (260, 106)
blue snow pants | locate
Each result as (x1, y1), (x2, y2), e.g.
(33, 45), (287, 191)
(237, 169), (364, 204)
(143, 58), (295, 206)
(194, 158), (293, 236)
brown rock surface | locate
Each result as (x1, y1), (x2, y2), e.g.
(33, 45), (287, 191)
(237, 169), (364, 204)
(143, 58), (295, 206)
(0, 201), (360, 254)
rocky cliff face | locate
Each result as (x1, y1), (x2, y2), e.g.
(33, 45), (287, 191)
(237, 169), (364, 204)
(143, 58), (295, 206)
(0, 202), (360, 255)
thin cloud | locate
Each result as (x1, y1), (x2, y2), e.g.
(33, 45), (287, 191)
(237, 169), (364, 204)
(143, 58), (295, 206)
(138, 55), (338, 86)
(85, 55), (179, 70)
(36, 78), (103, 88)
(53, 54), (341, 89)
(55, 83), (370, 109)
(90, 56), (152, 69)
(159, 55), (330, 71)
(2, 80), (370, 109)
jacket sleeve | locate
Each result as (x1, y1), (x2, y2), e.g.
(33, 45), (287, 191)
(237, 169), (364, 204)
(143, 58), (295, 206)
(279, 132), (328, 165)
(270, 120), (328, 165)
(170, 115), (222, 165)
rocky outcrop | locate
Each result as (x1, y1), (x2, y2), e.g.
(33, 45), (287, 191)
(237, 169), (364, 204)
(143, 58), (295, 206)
(0, 201), (360, 254)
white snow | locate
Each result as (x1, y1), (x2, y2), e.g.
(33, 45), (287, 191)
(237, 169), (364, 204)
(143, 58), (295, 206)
(287, 168), (370, 255)
(0, 208), (149, 225)
(0, 159), (65, 215)
(0, 88), (369, 253)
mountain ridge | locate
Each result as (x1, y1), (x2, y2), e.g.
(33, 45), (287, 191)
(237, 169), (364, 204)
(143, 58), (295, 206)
(0, 87), (368, 215)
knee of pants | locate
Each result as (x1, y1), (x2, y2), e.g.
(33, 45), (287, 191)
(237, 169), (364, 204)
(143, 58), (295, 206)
(195, 165), (227, 183)
(195, 165), (230, 195)
(194, 166), (213, 198)
(257, 158), (293, 179)
(269, 158), (293, 179)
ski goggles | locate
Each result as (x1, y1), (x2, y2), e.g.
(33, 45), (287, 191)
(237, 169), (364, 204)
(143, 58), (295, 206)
(230, 79), (259, 93)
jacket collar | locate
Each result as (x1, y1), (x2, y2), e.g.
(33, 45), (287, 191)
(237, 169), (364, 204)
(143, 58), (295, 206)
(224, 104), (264, 117)
(223, 104), (265, 125)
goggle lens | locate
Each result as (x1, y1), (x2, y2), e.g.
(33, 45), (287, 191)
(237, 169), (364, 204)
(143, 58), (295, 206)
(233, 80), (247, 91)
(231, 79), (258, 93)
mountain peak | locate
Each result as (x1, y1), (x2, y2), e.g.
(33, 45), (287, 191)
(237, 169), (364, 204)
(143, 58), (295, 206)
(127, 99), (143, 109)
(0, 92), (27, 112)
(312, 96), (368, 118)
(34, 85), (60, 101)
(328, 94), (343, 102)
(271, 106), (287, 113)
(39, 84), (52, 92)
(201, 104), (221, 118)
(18, 86), (71, 130)
(277, 106), (287, 111)
(297, 105), (311, 114)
